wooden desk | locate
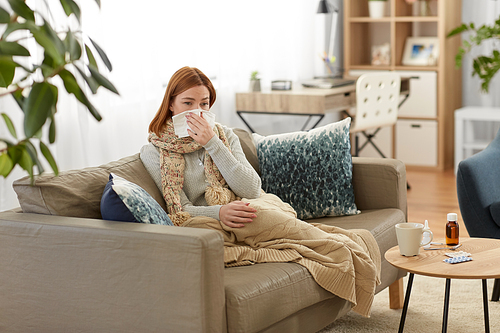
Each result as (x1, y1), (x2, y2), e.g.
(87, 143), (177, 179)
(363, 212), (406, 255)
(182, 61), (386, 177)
(235, 78), (410, 133)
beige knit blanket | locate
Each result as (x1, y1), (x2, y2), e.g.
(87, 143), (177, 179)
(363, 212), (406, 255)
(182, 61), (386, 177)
(181, 193), (381, 317)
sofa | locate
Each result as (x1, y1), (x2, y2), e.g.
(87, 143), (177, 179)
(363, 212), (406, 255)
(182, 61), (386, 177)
(0, 128), (407, 333)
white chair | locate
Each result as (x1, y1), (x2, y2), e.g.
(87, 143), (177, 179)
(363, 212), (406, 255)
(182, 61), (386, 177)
(350, 72), (401, 157)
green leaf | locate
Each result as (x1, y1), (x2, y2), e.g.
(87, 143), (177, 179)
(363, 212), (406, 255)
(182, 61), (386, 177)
(12, 89), (25, 111)
(0, 6), (11, 24)
(58, 69), (102, 121)
(0, 41), (30, 56)
(1, 113), (17, 139)
(89, 37), (112, 71)
(48, 118), (56, 143)
(94, 0), (101, 9)
(0, 151), (14, 177)
(7, 144), (22, 165)
(24, 140), (44, 174)
(18, 146), (33, 180)
(0, 56), (18, 87)
(7, 0), (35, 21)
(87, 65), (119, 95)
(30, 26), (64, 65)
(447, 24), (469, 37)
(23, 82), (56, 138)
(40, 51), (57, 78)
(85, 44), (98, 70)
(75, 64), (98, 94)
(41, 22), (66, 59)
(2, 21), (37, 40)
(33, 127), (42, 139)
(64, 30), (82, 61)
(40, 141), (58, 175)
(60, 0), (81, 23)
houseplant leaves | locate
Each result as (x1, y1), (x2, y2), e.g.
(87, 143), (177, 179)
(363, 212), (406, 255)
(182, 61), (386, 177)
(0, 0), (119, 181)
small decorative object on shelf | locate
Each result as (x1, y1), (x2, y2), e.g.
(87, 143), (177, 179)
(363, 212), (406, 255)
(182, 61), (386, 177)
(402, 37), (439, 66)
(371, 43), (391, 65)
(405, 0), (433, 17)
(368, 0), (387, 19)
(249, 71), (261, 92)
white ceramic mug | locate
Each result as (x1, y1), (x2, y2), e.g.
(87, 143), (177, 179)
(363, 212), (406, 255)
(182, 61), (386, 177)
(395, 223), (433, 256)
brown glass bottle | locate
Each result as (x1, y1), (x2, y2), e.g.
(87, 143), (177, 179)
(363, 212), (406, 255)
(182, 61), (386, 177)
(446, 213), (459, 246)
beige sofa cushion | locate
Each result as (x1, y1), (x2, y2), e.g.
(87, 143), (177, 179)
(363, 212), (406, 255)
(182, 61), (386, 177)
(233, 128), (260, 174)
(13, 154), (167, 219)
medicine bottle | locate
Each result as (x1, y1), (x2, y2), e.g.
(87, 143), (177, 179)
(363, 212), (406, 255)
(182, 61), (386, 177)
(446, 213), (459, 246)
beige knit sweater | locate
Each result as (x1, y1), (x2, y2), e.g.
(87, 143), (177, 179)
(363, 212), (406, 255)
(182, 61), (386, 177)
(182, 192), (381, 318)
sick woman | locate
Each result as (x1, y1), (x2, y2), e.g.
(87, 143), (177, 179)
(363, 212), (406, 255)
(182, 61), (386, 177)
(140, 66), (380, 317)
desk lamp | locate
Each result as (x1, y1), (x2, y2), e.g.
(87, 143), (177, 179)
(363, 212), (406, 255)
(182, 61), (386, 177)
(317, 0), (339, 68)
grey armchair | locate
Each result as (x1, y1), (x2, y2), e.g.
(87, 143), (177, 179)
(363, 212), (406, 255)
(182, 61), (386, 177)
(456, 128), (500, 301)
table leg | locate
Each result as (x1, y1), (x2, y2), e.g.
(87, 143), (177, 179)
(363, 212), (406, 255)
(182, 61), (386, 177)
(483, 279), (490, 333)
(442, 278), (451, 333)
(492, 279), (500, 302)
(236, 111), (256, 133)
(308, 114), (325, 130)
(398, 273), (414, 333)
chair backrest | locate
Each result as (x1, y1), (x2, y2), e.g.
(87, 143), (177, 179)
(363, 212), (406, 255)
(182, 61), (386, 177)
(456, 128), (500, 238)
(351, 72), (401, 133)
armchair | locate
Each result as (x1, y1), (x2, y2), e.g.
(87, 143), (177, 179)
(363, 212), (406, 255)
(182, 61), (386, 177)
(456, 128), (500, 301)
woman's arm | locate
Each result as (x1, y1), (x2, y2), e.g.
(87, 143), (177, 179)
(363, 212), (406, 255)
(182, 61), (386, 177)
(179, 190), (222, 220)
(203, 126), (261, 199)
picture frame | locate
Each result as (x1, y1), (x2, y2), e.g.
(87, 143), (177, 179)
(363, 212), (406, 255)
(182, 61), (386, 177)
(402, 37), (439, 66)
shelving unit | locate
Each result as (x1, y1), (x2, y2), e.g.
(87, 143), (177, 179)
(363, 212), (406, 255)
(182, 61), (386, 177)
(343, 0), (462, 170)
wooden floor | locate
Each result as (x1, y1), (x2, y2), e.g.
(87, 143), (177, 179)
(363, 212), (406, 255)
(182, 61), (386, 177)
(406, 168), (468, 240)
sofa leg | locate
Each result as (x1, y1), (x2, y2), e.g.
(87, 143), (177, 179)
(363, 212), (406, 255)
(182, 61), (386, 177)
(389, 278), (404, 309)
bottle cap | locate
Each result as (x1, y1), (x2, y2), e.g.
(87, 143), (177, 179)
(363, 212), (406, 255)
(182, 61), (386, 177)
(447, 213), (458, 221)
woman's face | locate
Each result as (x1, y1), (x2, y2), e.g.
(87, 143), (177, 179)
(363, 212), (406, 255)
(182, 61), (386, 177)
(170, 85), (210, 116)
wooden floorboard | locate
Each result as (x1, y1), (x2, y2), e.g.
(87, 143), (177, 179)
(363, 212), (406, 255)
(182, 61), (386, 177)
(406, 168), (468, 240)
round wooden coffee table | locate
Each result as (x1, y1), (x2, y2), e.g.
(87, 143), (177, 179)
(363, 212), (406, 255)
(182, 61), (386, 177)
(385, 237), (500, 333)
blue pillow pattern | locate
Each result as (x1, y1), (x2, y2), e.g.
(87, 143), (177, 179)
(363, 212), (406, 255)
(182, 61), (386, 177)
(101, 173), (173, 226)
(256, 118), (359, 220)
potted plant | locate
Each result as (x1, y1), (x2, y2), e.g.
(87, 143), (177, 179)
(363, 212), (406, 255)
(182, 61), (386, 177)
(368, 0), (387, 19)
(448, 15), (500, 93)
(249, 70), (261, 92)
(0, 0), (118, 181)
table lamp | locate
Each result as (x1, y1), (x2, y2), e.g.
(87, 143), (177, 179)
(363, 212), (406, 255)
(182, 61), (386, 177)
(317, 0), (339, 67)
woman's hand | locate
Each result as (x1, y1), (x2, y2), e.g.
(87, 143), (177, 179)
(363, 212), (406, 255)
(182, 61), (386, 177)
(187, 112), (215, 145)
(219, 201), (257, 228)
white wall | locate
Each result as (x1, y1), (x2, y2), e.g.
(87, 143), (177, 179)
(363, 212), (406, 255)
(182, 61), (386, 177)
(1, 0), (344, 210)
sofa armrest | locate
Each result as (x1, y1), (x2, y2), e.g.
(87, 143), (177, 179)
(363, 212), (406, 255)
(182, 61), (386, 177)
(0, 211), (225, 332)
(351, 157), (407, 220)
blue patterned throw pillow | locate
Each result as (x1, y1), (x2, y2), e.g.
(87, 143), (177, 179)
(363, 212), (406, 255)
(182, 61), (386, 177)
(255, 118), (359, 220)
(100, 173), (173, 226)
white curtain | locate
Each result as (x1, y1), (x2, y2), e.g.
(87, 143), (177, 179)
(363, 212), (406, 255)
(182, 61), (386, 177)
(461, 0), (500, 107)
(1, 0), (327, 210)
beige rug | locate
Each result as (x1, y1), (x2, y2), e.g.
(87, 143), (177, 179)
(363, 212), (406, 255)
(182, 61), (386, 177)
(317, 275), (500, 333)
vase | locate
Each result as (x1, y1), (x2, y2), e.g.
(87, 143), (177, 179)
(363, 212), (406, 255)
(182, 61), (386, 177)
(368, 1), (386, 19)
(418, 0), (432, 16)
(249, 79), (261, 92)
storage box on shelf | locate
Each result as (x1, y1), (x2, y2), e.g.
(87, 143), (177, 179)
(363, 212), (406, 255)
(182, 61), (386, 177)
(343, 0), (462, 170)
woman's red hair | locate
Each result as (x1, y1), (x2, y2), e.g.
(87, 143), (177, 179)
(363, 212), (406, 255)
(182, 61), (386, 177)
(148, 66), (216, 135)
